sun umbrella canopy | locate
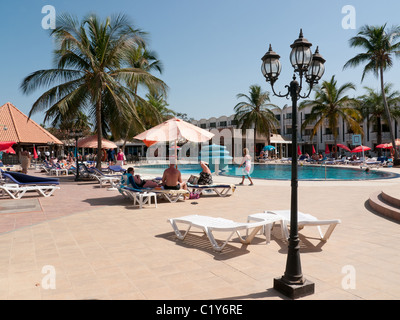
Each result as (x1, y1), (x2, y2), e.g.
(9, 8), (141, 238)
(134, 118), (214, 146)
(0, 141), (16, 152)
(33, 146), (38, 159)
(376, 143), (392, 149)
(297, 145), (302, 156)
(351, 145), (371, 153)
(312, 145), (316, 154)
(77, 135), (117, 149)
(263, 145), (275, 151)
(337, 143), (351, 152)
(3, 146), (16, 154)
(325, 144), (330, 154)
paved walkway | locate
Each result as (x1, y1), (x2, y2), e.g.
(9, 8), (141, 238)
(0, 165), (400, 300)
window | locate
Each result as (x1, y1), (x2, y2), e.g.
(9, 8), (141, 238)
(210, 122), (216, 128)
(219, 121), (227, 127)
(200, 124), (207, 129)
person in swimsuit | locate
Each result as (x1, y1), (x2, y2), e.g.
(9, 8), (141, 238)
(122, 167), (159, 188)
(197, 161), (213, 185)
(238, 148), (254, 186)
(162, 163), (187, 190)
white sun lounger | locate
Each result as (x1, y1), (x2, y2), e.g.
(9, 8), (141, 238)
(168, 214), (283, 252)
(187, 183), (236, 197)
(248, 210), (341, 242)
(0, 183), (60, 199)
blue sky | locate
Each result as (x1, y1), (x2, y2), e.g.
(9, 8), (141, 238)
(1, 0), (400, 126)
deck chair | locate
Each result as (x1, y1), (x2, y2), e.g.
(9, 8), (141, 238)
(168, 214), (284, 252)
(0, 171), (60, 199)
(89, 167), (122, 188)
(248, 210), (341, 242)
(49, 163), (69, 176)
(108, 165), (125, 174)
(152, 188), (189, 202)
(186, 183), (236, 197)
(119, 185), (157, 209)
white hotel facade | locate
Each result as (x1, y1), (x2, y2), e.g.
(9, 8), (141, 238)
(191, 104), (400, 158)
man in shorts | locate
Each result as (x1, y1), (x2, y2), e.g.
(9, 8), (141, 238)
(162, 162), (187, 190)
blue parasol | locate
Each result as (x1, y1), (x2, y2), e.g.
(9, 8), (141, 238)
(263, 145), (276, 151)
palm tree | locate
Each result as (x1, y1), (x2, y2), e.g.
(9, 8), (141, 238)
(115, 45), (169, 151)
(21, 13), (151, 169)
(299, 75), (363, 158)
(234, 85), (279, 151)
(343, 24), (400, 163)
(358, 84), (400, 156)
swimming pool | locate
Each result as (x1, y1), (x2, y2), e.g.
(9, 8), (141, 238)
(136, 163), (399, 180)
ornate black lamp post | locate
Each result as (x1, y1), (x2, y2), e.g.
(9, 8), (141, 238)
(261, 29), (325, 299)
(69, 130), (83, 181)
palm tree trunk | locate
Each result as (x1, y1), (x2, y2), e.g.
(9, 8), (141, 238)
(380, 66), (399, 163)
(96, 99), (103, 170)
(377, 116), (382, 157)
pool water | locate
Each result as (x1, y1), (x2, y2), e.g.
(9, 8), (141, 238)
(136, 163), (399, 180)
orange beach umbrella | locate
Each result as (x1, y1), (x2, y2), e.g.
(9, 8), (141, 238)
(134, 118), (214, 146)
(134, 118), (214, 161)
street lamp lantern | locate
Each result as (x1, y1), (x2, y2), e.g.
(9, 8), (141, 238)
(261, 29), (325, 299)
(306, 47), (326, 85)
(289, 29), (313, 74)
(261, 44), (281, 84)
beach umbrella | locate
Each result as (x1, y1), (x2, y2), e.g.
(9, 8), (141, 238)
(263, 145), (275, 151)
(0, 141), (16, 152)
(297, 145), (302, 156)
(376, 143), (392, 149)
(312, 145), (316, 154)
(33, 145), (38, 159)
(325, 144), (330, 154)
(134, 117), (214, 162)
(351, 145), (371, 153)
(337, 143), (351, 152)
(351, 145), (371, 162)
(3, 146), (16, 154)
(77, 135), (117, 149)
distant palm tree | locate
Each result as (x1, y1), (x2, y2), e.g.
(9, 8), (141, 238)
(358, 84), (400, 156)
(234, 85), (279, 151)
(21, 13), (150, 169)
(343, 24), (400, 163)
(299, 75), (363, 158)
(115, 45), (168, 150)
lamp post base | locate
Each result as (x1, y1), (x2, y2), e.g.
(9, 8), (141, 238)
(273, 277), (315, 299)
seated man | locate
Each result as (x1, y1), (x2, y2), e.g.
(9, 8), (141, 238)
(162, 163), (187, 190)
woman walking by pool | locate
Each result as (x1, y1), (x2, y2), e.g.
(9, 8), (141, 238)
(238, 148), (254, 185)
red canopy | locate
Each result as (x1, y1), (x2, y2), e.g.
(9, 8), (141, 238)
(337, 143), (351, 152)
(325, 144), (330, 154)
(351, 145), (371, 153)
(312, 145), (316, 154)
(3, 146), (16, 154)
(0, 141), (16, 152)
(33, 146), (38, 159)
(376, 143), (392, 149)
(297, 145), (302, 156)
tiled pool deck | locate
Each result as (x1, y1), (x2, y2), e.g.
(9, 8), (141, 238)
(1, 165), (399, 300)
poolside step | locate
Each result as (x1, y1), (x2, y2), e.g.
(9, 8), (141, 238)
(369, 191), (400, 222)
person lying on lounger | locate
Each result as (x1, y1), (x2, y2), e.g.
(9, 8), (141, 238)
(123, 167), (159, 189)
